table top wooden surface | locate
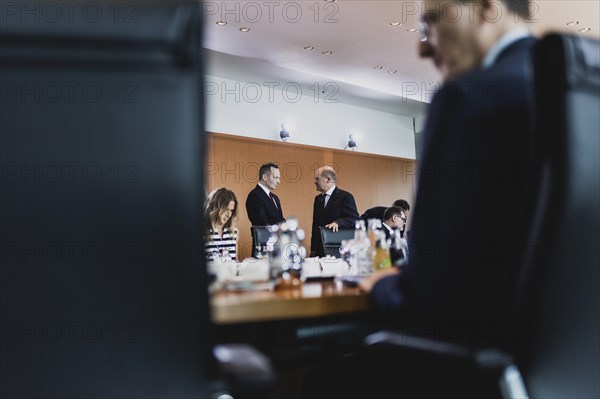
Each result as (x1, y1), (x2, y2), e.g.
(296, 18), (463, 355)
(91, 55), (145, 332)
(211, 279), (369, 324)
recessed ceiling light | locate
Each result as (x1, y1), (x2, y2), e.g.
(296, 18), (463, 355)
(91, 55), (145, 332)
(325, 0), (336, 2)
(566, 21), (579, 26)
(322, 51), (333, 55)
(388, 70), (397, 74)
(216, 21), (227, 26)
(304, 46), (315, 50)
(373, 66), (383, 70)
(239, 27), (251, 32)
(407, 28), (418, 32)
(428, 81), (438, 86)
(390, 22), (402, 26)
(579, 27), (591, 33)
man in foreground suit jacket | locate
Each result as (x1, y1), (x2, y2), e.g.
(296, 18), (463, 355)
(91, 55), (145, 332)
(361, 0), (538, 329)
(311, 166), (359, 257)
(245, 163), (285, 226)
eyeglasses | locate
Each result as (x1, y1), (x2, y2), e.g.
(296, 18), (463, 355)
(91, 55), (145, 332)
(416, 19), (430, 43)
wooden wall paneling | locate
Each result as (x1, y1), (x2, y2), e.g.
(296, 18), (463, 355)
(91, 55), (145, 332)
(331, 151), (379, 217)
(373, 157), (417, 223)
(204, 132), (417, 260)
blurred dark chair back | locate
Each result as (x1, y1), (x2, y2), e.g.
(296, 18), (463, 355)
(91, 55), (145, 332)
(0, 2), (217, 397)
(516, 33), (600, 398)
(319, 227), (354, 257)
(250, 226), (272, 257)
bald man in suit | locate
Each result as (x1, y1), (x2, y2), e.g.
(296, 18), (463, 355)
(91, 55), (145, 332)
(310, 166), (359, 257)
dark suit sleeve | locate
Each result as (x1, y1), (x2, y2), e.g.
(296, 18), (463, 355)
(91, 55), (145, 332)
(360, 208), (373, 222)
(369, 274), (406, 313)
(335, 191), (359, 228)
(245, 189), (268, 226)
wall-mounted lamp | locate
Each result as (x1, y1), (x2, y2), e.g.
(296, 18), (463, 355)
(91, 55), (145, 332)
(279, 124), (290, 142)
(345, 134), (357, 151)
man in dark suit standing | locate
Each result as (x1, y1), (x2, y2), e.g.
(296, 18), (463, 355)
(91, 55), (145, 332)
(245, 163), (285, 226)
(311, 166), (359, 257)
(361, 0), (537, 327)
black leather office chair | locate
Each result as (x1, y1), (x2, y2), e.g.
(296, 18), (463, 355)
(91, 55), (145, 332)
(361, 34), (600, 398)
(251, 226), (273, 257)
(0, 2), (271, 398)
(319, 227), (355, 257)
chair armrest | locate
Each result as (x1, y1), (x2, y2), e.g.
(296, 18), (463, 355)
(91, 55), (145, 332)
(213, 344), (275, 397)
(365, 331), (529, 398)
(365, 330), (513, 370)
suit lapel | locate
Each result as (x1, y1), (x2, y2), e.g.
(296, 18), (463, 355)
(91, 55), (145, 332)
(258, 185), (278, 214)
(322, 187), (338, 216)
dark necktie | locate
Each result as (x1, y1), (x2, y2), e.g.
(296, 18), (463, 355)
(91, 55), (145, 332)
(322, 193), (327, 209)
(269, 192), (278, 209)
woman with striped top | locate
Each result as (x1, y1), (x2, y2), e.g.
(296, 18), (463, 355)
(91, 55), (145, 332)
(204, 187), (239, 262)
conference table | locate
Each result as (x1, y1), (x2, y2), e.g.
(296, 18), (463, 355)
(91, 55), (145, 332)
(211, 279), (369, 325)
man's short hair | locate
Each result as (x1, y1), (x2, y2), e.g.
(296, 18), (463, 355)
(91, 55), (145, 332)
(319, 166), (337, 183)
(259, 163), (278, 180)
(458, 0), (530, 20)
(383, 206), (405, 222)
(503, 0), (531, 19)
(393, 199), (410, 212)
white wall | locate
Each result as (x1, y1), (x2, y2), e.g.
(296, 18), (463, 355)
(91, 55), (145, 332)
(205, 74), (416, 159)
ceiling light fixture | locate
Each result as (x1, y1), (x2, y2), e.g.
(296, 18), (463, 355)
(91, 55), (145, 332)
(388, 70), (397, 74)
(566, 21), (579, 26)
(279, 124), (290, 142)
(304, 46), (314, 50)
(579, 27), (591, 33)
(216, 21), (227, 26)
(373, 66), (383, 70)
(325, 0), (336, 3)
(322, 51), (333, 55)
(239, 27), (251, 32)
(344, 134), (357, 151)
(390, 22), (402, 26)
(407, 28), (418, 32)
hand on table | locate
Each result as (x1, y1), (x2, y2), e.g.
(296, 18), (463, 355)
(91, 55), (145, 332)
(358, 267), (400, 293)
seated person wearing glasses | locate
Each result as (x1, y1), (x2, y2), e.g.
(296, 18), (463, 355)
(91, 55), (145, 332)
(381, 206), (407, 241)
(361, 199), (410, 237)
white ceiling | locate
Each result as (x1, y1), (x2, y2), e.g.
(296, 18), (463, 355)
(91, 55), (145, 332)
(203, 0), (600, 117)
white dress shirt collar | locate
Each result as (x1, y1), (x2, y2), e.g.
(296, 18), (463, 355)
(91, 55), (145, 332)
(258, 183), (271, 196)
(324, 185), (336, 197)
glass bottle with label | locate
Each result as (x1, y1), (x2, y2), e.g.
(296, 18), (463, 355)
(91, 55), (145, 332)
(373, 230), (391, 271)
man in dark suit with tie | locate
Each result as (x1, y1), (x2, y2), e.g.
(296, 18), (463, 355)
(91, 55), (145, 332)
(361, 199), (410, 237)
(361, 199), (410, 223)
(245, 163), (285, 226)
(311, 166), (359, 257)
(361, 0), (537, 328)
(381, 206), (406, 241)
